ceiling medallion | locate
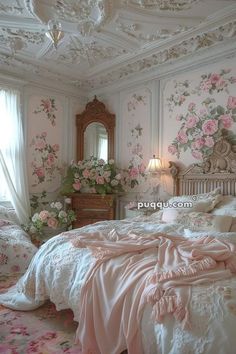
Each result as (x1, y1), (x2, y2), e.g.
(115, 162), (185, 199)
(54, 0), (113, 36)
(123, 0), (200, 11)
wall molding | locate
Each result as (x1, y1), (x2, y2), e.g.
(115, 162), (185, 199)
(90, 41), (236, 96)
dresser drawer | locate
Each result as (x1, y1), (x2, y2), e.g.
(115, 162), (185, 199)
(68, 193), (116, 228)
(72, 196), (114, 209)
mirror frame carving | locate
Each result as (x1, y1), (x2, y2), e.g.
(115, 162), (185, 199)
(76, 96), (115, 161)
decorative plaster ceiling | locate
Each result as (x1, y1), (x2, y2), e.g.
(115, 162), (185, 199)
(0, 0), (235, 91)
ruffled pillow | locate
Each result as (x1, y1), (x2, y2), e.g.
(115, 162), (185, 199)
(162, 188), (223, 223)
(166, 211), (232, 232)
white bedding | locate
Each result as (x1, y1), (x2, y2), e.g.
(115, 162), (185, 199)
(1, 218), (236, 354)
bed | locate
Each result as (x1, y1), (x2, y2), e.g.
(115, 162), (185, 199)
(1, 136), (236, 354)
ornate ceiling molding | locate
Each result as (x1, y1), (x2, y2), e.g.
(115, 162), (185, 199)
(116, 21), (192, 42)
(58, 39), (128, 66)
(122, 0), (200, 11)
(0, 28), (45, 53)
(84, 20), (236, 88)
(0, 1), (24, 14)
(2, 28), (44, 44)
(25, 0), (114, 36)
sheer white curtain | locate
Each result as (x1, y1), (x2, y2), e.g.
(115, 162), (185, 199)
(0, 88), (30, 224)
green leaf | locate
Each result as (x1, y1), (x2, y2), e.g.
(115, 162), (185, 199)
(216, 106), (225, 115)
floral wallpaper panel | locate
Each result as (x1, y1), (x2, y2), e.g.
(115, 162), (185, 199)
(27, 96), (63, 193)
(120, 88), (151, 191)
(161, 57), (236, 167)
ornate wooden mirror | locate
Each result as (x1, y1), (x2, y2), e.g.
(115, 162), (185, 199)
(76, 96), (115, 161)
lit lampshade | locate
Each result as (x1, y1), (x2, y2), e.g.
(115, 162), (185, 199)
(146, 155), (162, 174)
(45, 20), (64, 49)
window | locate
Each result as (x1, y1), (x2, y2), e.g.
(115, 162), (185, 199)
(0, 87), (30, 223)
(0, 90), (14, 201)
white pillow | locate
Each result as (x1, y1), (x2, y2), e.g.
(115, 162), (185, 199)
(162, 189), (223, 223)
(0, 221), (37, 276)
(211, 196), (236, 217)
(163, 211), (232, 232)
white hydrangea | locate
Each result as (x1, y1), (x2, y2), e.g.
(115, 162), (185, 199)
(111, 179), (119, 186)
(54, 202), (63, 210)
(32, 213), (40, 222)
(59, 210), (67, 218)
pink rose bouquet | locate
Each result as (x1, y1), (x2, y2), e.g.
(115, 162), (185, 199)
(61, 157), (124, 195)
(25, 201), (76, 235)
(168, 97), (236, 160)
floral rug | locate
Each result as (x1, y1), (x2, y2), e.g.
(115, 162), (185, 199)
(0, 275), (82, 353)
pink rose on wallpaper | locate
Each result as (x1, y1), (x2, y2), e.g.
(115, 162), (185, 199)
(177, 130), (188, 144)
(175, 114), (182, 121)
(192, 150), (203, 160)
(204, 136), (214, 147)
(35, 140), (46, 150)
(219, 114), (233, 129)
(46, 153), (55, 167)
(199, 109), (207, 117)
(34, 98), (57, 126)
(186, 115), (199, 128)
(73, 181), (81, 191)
(188, 102), (196, 111)
(129, 167), (139, 179)
(168, 145), (177, 155)
(47, 217), (58, 229)
(96, 176), (105, 185)
(31, 132), (61, 187)
(215, 79), (226, 90)
(139, 162), (146, 173)
(192, 138), (204, 150)
(227, 96), (236, 109)
(210, 73), (221, 84)
(35, 167), (45, 178)
(52, 144), (59, 152)
(200, 80), (212, 91)
(202, 120), (218, 135)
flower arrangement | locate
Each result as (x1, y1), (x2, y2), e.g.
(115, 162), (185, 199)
(25, 201), (76, 235)
(124, 158), (146, 189)
(61, 157), (125, 195)
(168, 96), (236, 160)
(30, 132), (61, 185)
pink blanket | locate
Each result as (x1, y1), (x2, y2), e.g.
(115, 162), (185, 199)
(71, 231), (236, 354)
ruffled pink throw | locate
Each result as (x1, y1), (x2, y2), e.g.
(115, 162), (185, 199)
(71, 231), (236, 354)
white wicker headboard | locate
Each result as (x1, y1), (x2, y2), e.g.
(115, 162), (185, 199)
(169, 137), (236, 196)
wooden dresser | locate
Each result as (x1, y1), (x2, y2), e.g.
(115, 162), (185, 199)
(70, 193), (116, 228)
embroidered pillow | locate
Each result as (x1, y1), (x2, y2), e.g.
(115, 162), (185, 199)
(174, 212), (232, 232)
(162, 188), (223, 223)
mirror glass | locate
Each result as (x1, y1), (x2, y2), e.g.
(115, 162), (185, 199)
(84, 122), (108, 161)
